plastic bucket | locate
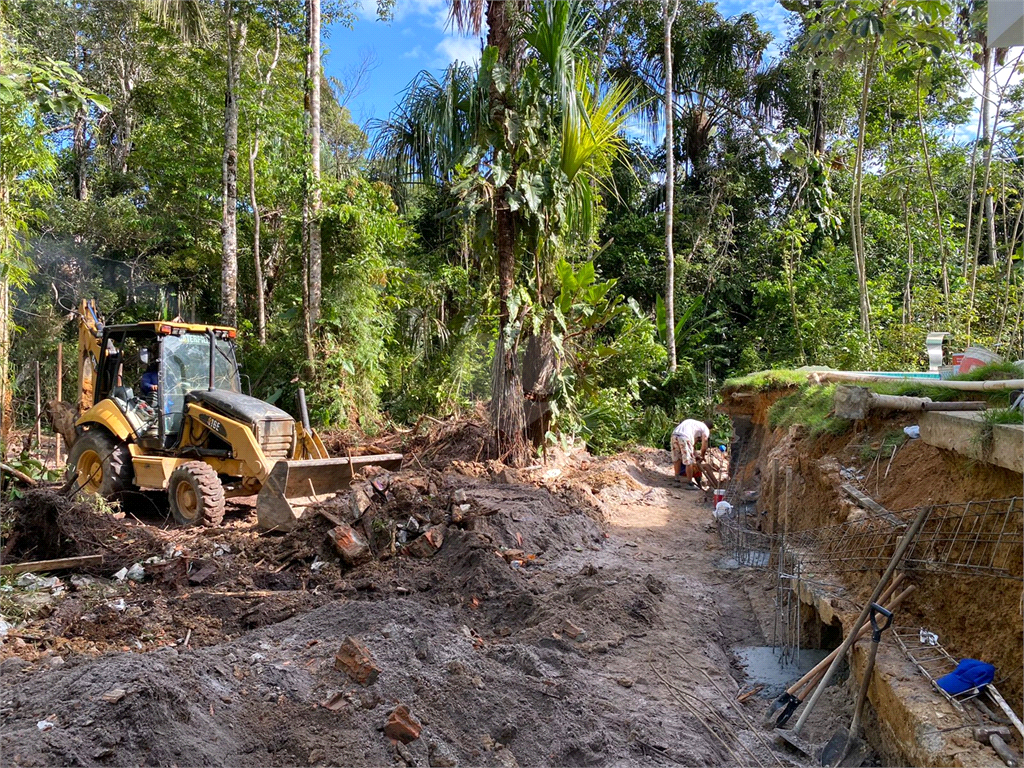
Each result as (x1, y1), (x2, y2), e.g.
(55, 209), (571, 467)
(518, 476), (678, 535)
(959, 346), (1002, 375)
(713, 489), (726, 504)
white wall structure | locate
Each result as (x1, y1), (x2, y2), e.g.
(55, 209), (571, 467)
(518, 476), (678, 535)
(989, 0), (1024, 47)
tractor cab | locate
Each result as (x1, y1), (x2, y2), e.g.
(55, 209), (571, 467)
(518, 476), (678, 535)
(90, 321), (242, 450)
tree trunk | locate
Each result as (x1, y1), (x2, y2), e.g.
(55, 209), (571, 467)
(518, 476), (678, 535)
(851, 44), (876, 344)
(248, 137), (266, 344)
(73, 107), (89, 201)
(663, 0), (678, 373)
(966, 48), (1019, 343)
(220, 0), (246, 327)
(0, 270), (10, 447)
(982, 48), (997, 267)
(901, 193), (913, 328)
(916, 72), (948, 309)
(304, 0), (322, 349)
(810, 67), (825, 155)
(486, 0), (528, 466)
(248, 28), (280, 347)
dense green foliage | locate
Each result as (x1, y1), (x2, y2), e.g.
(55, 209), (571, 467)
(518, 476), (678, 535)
(3, 0), (1023, 458)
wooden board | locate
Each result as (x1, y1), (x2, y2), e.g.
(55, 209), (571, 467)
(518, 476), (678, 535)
(1, 554), (103, 575)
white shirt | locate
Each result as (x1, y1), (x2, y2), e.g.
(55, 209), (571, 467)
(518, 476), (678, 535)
(673, 419), (709, 444)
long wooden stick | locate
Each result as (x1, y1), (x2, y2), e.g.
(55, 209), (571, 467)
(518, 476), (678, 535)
(1, 463), (37, 485)
(781, 574), (907, 697)
(1, 554), (103, 575)
(793, 506), (931, 734)
(987, 687), (1024, 742)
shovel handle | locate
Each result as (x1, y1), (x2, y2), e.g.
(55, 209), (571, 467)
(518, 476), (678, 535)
(788, 584), (915, 698)
(869, 602), (893, 640)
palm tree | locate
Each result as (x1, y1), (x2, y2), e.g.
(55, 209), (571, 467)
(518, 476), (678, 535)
(450, 0), (530, 464)
(376, 0), (633, 460)
(608, 2), (771, 368)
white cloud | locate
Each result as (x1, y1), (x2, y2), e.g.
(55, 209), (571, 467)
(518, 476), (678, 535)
(403, 45), (423, 59)
(358, 0), (451, 27)
(434, 35), (482, 66)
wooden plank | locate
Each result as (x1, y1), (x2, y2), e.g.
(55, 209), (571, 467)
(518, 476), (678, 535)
(1, 554), (103, 575)
(841, 483), (900, 524)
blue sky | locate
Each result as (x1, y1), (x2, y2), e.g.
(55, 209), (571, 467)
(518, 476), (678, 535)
(325, 0), (795, 132)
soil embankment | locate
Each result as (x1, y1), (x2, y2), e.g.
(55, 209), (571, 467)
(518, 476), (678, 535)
(2, 448), (792, 767)
(723, 384), (1024, 767)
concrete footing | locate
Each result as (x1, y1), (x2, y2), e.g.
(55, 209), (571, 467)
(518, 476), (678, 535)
(919, 411), (1023, 475)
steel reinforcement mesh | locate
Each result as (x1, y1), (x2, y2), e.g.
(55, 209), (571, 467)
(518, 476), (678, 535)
(717, 496), (1023, 581)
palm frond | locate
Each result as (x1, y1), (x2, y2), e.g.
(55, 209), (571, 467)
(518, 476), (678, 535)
(369, 63), (483, 195)
(143, 0), (208, 43)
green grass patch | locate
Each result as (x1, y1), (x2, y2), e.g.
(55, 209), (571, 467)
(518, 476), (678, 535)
(950, 361), (1024, 382)
(767, 382), (852, 437)
(976, 407), (1023, 449)
(723, 369), (809, 392)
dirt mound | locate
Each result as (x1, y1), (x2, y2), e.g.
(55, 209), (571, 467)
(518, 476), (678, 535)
(0, 458), (739, 768)
(3, 489), (164, 573)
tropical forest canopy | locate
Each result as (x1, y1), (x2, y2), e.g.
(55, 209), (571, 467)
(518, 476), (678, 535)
(2, 0), (1022, 459)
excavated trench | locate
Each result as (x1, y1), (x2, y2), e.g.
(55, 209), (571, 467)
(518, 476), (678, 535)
(722, 387), (1024, 768)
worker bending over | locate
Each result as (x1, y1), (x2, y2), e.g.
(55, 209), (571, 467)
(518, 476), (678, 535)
(671, 418), (710, 490)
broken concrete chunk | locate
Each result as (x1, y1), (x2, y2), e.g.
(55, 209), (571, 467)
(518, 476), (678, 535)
(561, 620), (586, 640)
(405, 526), (445, 558)
(327, 524), (372, 566)
(350, 484), (374, 521)
(370, 471), (392, 493)
(428, 739), (459, 767)
(334, 636), (380, 686)
(384, 704), (422, 744)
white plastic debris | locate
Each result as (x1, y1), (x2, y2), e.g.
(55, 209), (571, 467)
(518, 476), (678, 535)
(310, 557), (326, 574)
(37, 720), (55, 731)
(15, 573), (61, 591)
(214, 543), (231, 557)
(126, 564), (146, 582)
(0, 618), (10, 638)
(904, 425), (921, 439)
(919, 628), (939, 646)
(112, 567), (129, 582)
(713, 501), (733, 520)
(107, 599), (127, 612)
(249, 652), (266, 663)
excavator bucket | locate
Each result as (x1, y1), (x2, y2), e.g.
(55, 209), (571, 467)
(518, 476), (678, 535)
(256, 454), (404, 532)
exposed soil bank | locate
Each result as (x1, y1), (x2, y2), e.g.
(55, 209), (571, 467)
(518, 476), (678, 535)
(724, 386), (1023, 767)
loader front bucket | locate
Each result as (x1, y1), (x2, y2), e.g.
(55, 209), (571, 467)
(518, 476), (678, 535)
(256, 454), (404, 532)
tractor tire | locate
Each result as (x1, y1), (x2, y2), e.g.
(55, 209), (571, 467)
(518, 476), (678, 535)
(168, 461), (225, 527)
(67, 429), (134, 499)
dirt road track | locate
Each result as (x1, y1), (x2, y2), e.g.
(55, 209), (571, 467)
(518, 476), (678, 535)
(1, 456), (788, 767)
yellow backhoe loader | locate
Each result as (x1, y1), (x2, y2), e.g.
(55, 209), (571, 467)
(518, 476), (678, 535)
(67, 300), (401, 530)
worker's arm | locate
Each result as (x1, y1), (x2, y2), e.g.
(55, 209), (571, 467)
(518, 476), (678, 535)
(699, 433), (708, 460)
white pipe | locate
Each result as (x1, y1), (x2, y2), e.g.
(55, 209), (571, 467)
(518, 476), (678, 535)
(810, 371), (1024, 392)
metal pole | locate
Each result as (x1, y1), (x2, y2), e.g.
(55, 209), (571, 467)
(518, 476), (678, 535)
(55, 342), (63, 465)
(792, 504), (932, 734)
(34, 360), (41, 451)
